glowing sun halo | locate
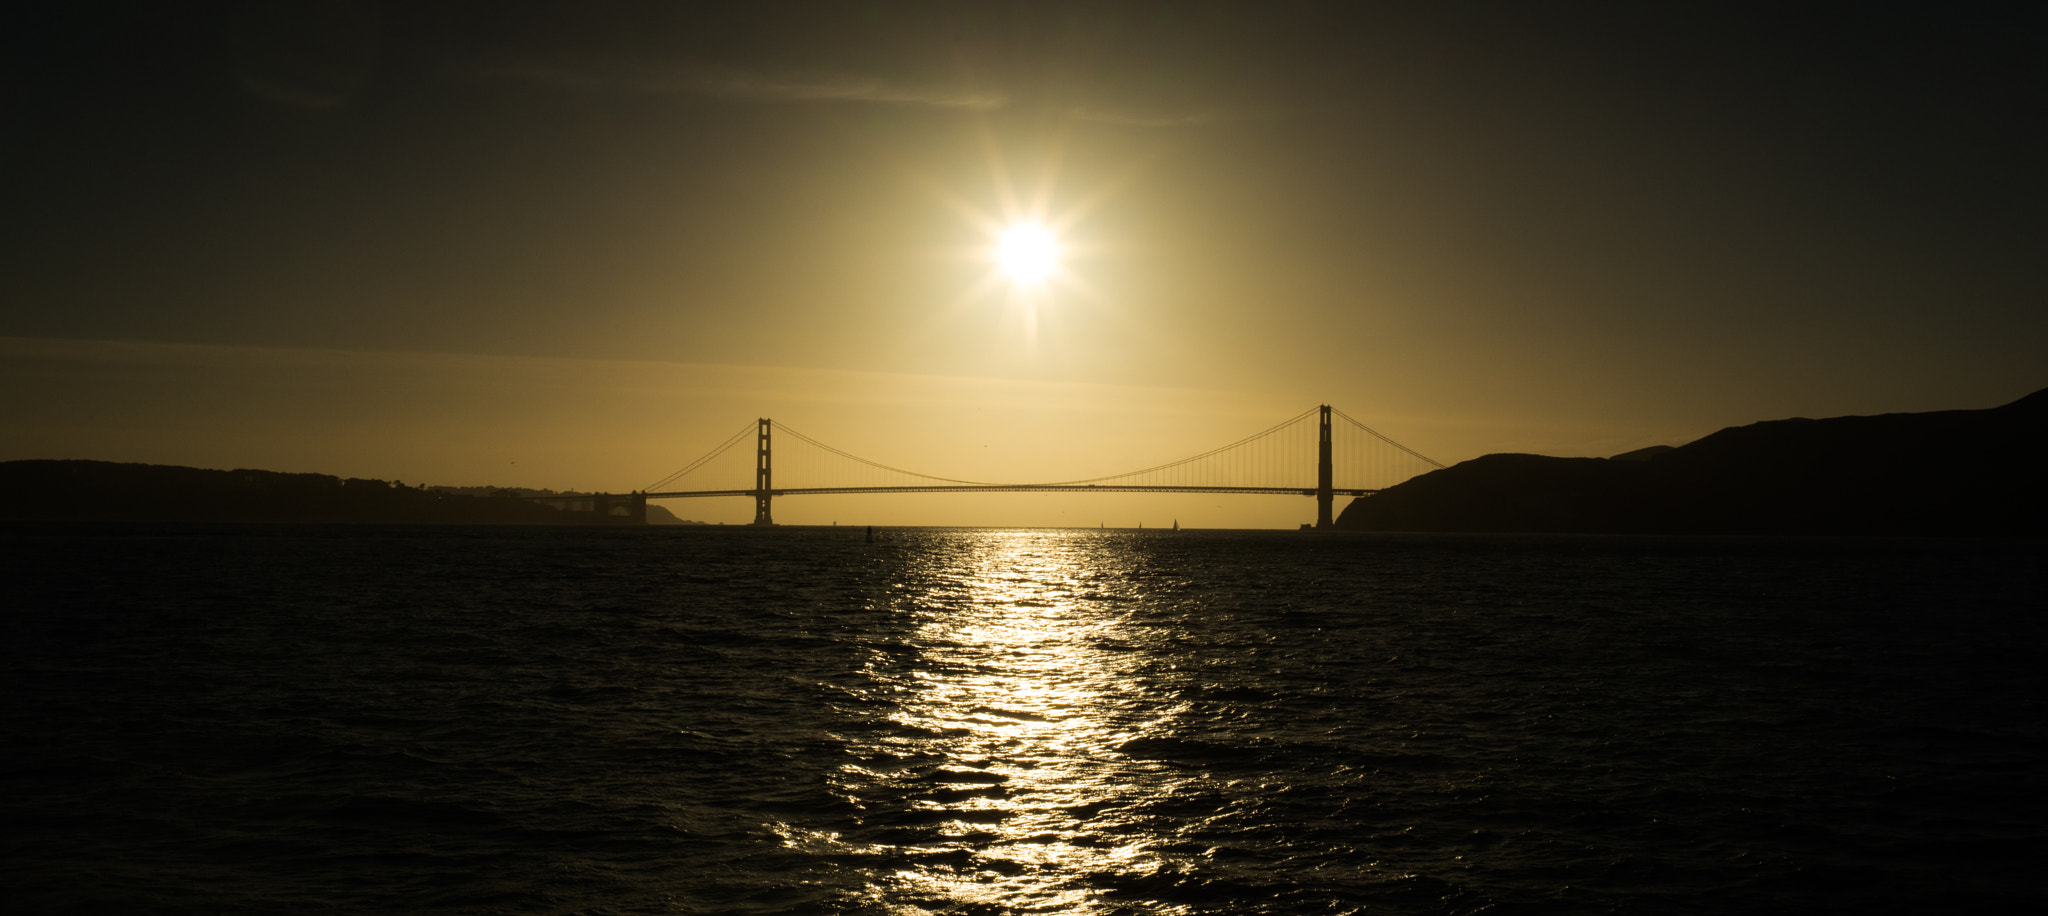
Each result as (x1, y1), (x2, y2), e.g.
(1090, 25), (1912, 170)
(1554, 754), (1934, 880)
(997, 223), (1060, 284)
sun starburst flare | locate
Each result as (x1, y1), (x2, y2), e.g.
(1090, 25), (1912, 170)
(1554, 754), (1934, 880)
(997, 223), (1060, 285)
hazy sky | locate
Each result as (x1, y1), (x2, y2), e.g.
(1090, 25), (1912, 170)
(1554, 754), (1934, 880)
(4, 1), (2042, 527)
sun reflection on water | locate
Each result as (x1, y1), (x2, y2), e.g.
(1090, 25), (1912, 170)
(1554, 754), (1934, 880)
(841, 530), (1168, 913)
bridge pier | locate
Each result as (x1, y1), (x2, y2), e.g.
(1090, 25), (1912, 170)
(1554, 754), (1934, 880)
(586, 492), (648, 524)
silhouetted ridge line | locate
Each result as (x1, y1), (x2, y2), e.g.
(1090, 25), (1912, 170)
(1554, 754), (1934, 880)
(0, 460), (595, 525)
(1335, 388), (2048, 536)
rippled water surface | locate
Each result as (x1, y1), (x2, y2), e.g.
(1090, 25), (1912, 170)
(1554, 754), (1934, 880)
(4, 525), (2044, 914)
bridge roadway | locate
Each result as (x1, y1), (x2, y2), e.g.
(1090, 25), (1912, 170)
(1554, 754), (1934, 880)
(640, 485), (1379, 499)
(557, 406), (1402, 527)
(537, 485), (1375, 527)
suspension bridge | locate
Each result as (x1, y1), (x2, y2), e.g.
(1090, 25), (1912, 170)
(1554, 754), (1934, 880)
(550, 405), (1443, 528)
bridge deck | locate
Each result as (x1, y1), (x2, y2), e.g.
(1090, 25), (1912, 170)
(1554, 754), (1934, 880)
(634, 485), (1378, 498)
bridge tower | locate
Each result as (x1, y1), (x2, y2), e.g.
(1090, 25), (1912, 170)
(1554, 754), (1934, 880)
(751, 417), (774, 525)
(1316, 404), (1334, 528)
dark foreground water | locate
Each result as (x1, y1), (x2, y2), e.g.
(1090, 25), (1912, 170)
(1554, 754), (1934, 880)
(3, 525), (2043, 915)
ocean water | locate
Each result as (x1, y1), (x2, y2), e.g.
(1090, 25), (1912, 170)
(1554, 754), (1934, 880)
(2, 524), (2043, 914)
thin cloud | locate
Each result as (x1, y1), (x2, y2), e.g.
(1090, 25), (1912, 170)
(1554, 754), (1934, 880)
(453, 49), (1318, 126)
(694, 70), (1007, 110)
(1067, 104), (1310, 129)
(458, 50), (1006, 111)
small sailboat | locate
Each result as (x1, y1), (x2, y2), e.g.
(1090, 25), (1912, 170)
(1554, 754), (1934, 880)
(1172, 519), (1179, 531)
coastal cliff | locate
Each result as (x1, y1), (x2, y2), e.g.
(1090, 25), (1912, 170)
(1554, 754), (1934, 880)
(1336, 388), (2047, 536)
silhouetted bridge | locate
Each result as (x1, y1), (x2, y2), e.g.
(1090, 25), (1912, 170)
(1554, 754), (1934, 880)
(547, 405), (1442, 528)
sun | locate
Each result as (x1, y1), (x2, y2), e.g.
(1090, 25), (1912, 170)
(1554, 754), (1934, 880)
(914, 130), (1137, 322)
(997, 222), (1060, 284)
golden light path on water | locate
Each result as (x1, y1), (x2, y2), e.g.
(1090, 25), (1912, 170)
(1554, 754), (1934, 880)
(829, 531), (1175, 913)
(894, 535), (1139, 910)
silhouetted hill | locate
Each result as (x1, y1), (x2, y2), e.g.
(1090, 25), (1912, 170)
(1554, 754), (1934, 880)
(425, 485), (706, 523)
(1337, 389), (2048, 536)
(644, 504), (706, 525)
(1608, 445), (1675, 462)
(0, 461), (587, 524)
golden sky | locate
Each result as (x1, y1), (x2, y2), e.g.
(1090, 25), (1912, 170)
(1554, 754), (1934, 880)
(3, 2), (2042, 526)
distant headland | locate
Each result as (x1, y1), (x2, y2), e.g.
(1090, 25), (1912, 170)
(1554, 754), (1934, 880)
(0, 461), (701, 525)
(1337, 388), (2047, 537)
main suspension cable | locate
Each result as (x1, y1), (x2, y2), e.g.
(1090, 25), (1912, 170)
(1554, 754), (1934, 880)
(1036, 406), (1320, 485)
(777, 407), (1322, 488)
(775, 422), (1002, 485)
(1333, 407), (1445, 468)
(659, 406), (1413, 492)
(644, 420), (757, 491)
